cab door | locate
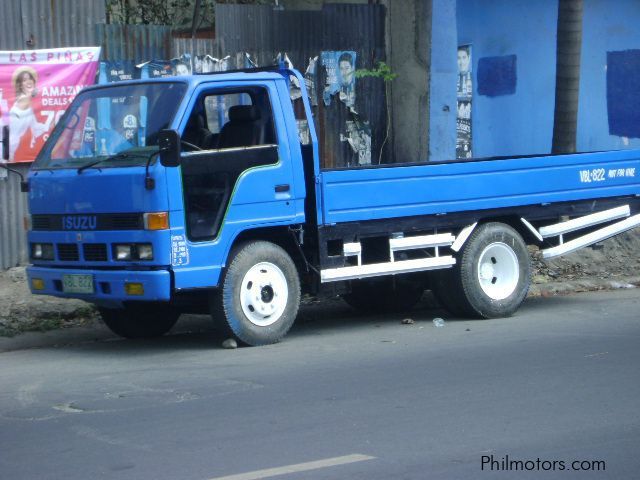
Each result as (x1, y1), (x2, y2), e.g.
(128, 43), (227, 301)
(170, 80), (303, 289)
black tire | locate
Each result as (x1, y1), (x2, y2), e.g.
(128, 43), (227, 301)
(342, 276), (424, 314)
(99, 304), (180, 339)
(442, 222), (531, 318)
(431, 270), (469, 317)
(210, 241), (301, 346)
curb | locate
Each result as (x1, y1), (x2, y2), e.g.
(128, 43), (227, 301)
(528, 276), (640, 297)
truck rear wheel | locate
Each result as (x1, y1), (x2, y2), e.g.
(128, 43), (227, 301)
(99, 305), (179, 339)
(211, 241), (301, 346)
(437, 222), (531, 318)
(342, 276), (424, 314)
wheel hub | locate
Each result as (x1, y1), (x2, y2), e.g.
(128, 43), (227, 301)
(477, 242), (519, 300)
(261, 285), (274, 303)
(240, 262), (288, 327)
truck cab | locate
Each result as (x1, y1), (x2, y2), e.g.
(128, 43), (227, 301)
(27, 68), (314, 344)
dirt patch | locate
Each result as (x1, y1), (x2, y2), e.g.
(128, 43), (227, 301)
(0, 267), (99, 337)
(1, 231), (639, 337)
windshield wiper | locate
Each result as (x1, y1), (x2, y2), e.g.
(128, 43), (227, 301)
(77, 152), (135, 174)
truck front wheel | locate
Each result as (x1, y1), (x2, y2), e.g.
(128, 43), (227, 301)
(438, 222), (531, 318)
(99, 304), (180, 339)
(211, 241), (301, 346)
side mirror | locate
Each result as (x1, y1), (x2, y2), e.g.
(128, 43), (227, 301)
(158, 129), (181, 167)
(2, 126), (9, 160)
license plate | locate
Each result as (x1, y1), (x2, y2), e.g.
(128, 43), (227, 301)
(62, 274), (94, 294)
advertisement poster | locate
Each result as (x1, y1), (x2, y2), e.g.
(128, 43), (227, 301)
(139, 60), (173, 79)
(456, 44), (472, 159)
(320, 51), (356, 108)
(0, 47), (101, 162)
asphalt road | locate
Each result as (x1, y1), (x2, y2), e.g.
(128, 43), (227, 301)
(1, 289), (639, 480)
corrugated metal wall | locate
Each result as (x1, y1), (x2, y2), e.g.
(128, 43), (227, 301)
(216, 3), (387, 169)
(0, 165), (29, 269)
(0, 0), (106, 270)
(0, 2), (386, 269)
(97, 24), (172, 63)
(172, 38), (221, 58)
(0, 0), (106, 50)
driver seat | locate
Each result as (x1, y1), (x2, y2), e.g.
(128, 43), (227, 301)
(217, 105), (263, 149)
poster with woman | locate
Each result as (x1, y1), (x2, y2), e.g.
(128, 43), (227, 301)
(0, 47), (101, 162)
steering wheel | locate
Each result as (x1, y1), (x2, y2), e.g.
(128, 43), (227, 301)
(180, 140), (202, 151)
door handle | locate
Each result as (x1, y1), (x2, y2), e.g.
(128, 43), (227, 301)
(275, 184), (290, 193)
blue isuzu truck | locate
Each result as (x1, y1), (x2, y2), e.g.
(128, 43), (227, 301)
(21, 67), (640, 345)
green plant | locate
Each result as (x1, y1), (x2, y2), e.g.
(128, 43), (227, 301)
(355, 61), (398, 82)
(355, 62), (398, 164)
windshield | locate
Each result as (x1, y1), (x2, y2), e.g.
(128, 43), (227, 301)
(33, 82), (187, 169)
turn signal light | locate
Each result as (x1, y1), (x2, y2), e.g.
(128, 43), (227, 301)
(31, 278), (45, 290)
(144, 212), (169, 230)
(125, 283), (144, 296)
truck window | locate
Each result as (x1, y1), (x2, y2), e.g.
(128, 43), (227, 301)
(180, 87), (279, 241)
(34, 82), (187, 170)
(182, 88), (276, 151)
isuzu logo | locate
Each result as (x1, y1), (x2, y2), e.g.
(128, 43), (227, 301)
(62, 215), (97, 230)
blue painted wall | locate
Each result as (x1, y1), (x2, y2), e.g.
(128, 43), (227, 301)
(456, 0), (558, 158)
(451, 0), (640, 159)
(428, 0), (458, 161)
(578, 1), (640, 151)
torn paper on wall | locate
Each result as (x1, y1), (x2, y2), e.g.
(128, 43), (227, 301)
(275, 53), (303, 101)
(297, 119), (310, 145)
(243, 52), (258, 69)
(193, 55), (231, 73)
(341, 117), (371, 166)
(304, 56), (318, 106)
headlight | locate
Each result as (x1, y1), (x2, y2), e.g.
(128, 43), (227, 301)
(31, 243), (54, 260)
(112, 243), (153, 261)
(137, 244), (153, 260)
(114, 244), (133, 261)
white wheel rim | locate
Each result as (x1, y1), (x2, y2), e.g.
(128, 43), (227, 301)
(477, 242), (519, 300)
(239, 262), (289, 327)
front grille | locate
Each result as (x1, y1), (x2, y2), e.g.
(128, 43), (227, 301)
(102, 214), (143, 230)
(32, 216), (54, 230)
(83, 243), (108, 261)
(31, 213), (144, 231)
(57, 243), (79, 261)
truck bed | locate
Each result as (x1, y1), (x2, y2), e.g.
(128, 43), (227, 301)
(318, 149), (640, 225)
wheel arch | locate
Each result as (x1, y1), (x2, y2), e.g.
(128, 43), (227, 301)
(226, 225), (307, 276)
(472, 215), (541, 246)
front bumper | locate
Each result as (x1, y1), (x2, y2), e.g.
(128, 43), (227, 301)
(26, 266), (172, 306)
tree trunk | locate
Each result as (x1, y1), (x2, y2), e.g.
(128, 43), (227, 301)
(552, 0), (583, 154)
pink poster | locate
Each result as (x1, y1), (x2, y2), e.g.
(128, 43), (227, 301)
(0, 46), (101, 163)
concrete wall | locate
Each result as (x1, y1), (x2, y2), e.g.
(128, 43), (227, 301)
(578, 0), (640, 151)
(387, 0), (431, 163)
(278, 0), (434, 164)
(456, 0), (558, 158)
